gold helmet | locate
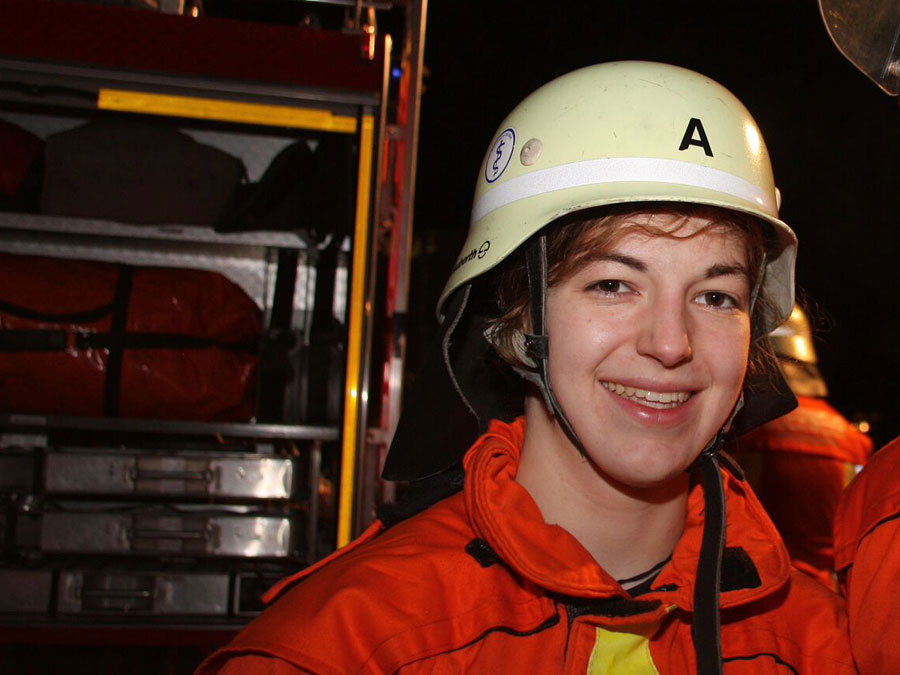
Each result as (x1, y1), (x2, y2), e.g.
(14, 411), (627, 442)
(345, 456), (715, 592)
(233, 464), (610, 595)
(769, 305), (829, 398)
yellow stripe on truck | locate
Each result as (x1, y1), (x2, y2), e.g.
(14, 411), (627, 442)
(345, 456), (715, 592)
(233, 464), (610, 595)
(98, 89), (358, 133)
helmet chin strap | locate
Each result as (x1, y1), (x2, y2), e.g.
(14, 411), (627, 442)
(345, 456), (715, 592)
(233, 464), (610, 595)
(692, 438), (726, 675)
(689, 389), (746, 675)
(521, 233), (750, 675)
(522, 234), (586, 456)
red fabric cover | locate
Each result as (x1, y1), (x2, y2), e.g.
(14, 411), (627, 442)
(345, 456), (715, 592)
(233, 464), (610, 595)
(834, 437), (900, 674)
(0, 252), (260, 420)
(197, 419), (854, 674)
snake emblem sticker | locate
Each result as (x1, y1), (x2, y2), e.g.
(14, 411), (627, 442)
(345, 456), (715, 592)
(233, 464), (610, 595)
(485, 128), (516, 183)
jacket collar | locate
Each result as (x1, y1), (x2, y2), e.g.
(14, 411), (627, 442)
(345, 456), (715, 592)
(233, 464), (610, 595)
(463, 418), (791, 611)
(739, 395), (872, 464)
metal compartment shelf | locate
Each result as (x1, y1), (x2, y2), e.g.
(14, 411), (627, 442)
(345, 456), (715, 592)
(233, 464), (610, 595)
(0, 0), (425, 642)
(0, 18), (377, 639)
(0, 413), (338, 441)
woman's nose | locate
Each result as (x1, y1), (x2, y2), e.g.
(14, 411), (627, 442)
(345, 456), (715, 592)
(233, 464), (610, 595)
(635, 300), (693, 367)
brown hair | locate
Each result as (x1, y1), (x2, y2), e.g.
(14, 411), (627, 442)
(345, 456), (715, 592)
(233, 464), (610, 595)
(487, 203), (778, 377)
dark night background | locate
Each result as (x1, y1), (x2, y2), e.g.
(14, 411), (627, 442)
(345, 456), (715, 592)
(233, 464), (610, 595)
(408, 0), (900, 449)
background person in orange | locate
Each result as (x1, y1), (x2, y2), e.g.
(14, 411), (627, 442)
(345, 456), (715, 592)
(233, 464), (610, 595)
(835, 444), (900, 673)
(815, 1), (900, 671)
(730, 306), (872, 589)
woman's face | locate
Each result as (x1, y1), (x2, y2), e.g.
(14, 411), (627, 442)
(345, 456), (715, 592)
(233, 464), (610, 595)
(543, 211), (752, 488)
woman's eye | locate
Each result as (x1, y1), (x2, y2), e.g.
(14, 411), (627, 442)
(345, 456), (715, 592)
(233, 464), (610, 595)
(696, 291), (737, 309)
(591, 280), (627, 294)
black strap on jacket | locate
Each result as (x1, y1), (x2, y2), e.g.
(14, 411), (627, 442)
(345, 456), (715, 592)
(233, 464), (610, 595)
(693, 432), (727, 675)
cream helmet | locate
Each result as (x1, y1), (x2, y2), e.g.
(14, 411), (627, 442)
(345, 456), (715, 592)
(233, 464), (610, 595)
(440, 60), (797, 334)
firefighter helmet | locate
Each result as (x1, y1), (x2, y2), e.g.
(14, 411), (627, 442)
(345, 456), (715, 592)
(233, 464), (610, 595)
(386, 61), (799, 485)
(770, 305), (829, 397)
(440, 60), (797, 334)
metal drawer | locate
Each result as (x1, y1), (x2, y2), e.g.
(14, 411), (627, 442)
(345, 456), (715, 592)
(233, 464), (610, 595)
(44, 451), (295, 499)
(40, 510), (297, 558)
(57, 569), (230, 615)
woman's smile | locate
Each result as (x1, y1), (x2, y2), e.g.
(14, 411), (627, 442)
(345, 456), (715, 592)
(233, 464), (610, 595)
(600, 380), (693, 408)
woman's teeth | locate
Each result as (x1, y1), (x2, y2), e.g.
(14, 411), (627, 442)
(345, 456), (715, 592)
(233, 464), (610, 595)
(601, 381), (691, 409)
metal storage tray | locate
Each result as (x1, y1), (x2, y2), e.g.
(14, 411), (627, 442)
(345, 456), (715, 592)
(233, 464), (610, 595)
(57, 569), (230, 616)
(44, 450), (296, 499)
(36, 508), (298, 558)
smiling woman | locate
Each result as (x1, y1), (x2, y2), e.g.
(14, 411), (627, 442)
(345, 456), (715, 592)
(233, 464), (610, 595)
(534, 215), (752, 463)
(197, 62), (854, 675)
(512, 209), (755, 576)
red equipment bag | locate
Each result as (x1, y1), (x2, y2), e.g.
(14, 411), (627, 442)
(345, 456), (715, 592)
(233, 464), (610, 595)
(0, 252), (261, 421)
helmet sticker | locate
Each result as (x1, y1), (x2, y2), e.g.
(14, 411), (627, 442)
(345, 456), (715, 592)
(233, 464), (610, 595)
(679, 117), (714, 157)
(485, 128), (516, 183)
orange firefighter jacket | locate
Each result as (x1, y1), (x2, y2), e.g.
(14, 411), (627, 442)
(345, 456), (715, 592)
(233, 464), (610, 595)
(732, 396), (872, 586)
(834, 436), (900, 674)
(197, 418), (854, 675)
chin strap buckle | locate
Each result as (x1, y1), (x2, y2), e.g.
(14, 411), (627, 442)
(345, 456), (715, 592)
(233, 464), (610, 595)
(694, 429), (726, 468)
(523, 333), (548, 361)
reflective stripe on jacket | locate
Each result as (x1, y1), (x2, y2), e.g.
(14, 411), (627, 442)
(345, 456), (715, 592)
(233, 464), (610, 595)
(198, 418), (854, 674)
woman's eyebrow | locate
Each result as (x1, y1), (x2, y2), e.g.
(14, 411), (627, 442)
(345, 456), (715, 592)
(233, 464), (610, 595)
(585, 255), (748, 279)
(705, 263), (749, 279)
(593, 252), (647, 272)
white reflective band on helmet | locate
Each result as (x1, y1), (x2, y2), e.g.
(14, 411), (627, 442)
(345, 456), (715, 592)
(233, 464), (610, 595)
(470, 157), (777, 224)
